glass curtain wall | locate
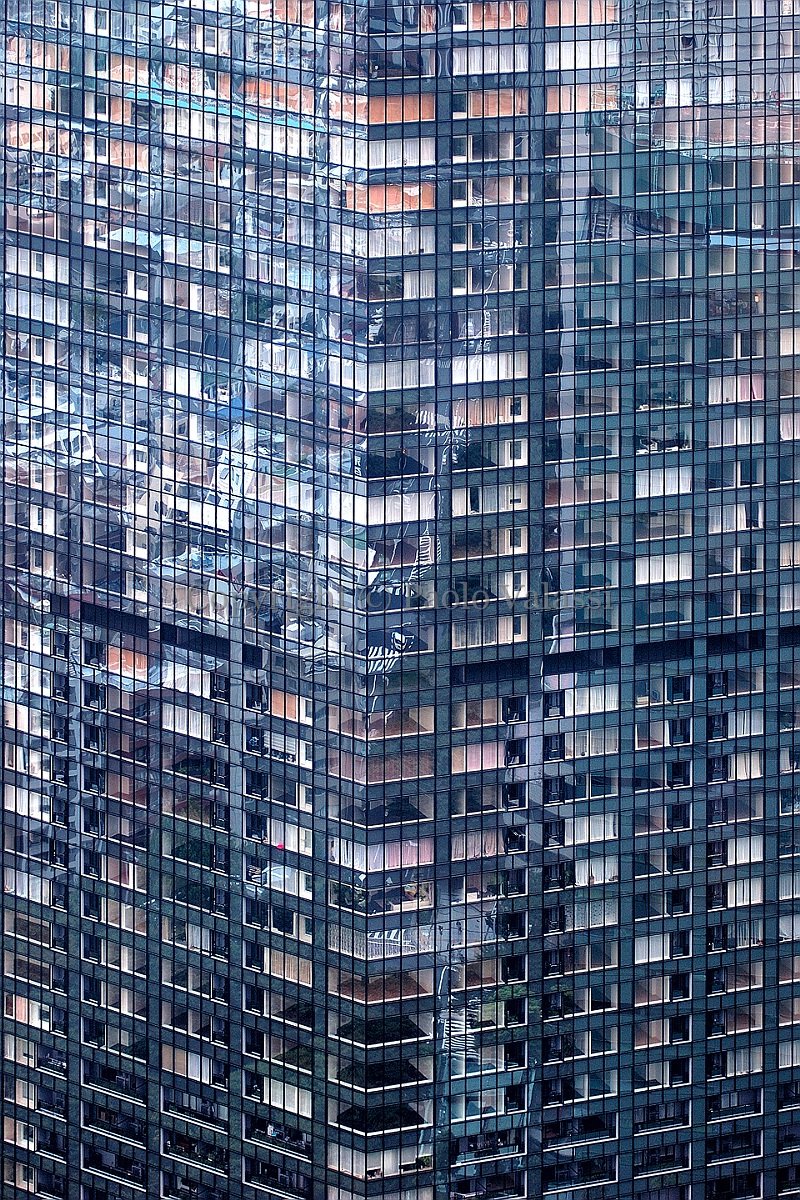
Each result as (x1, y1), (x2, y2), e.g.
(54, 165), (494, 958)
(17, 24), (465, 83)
(2, 0), (800, 1197)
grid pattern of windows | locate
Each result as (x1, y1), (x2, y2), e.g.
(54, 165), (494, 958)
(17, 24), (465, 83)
(541, 0), (800, 1196)
(0, 0), (799, 1197)
(0, 0), (535, 1198)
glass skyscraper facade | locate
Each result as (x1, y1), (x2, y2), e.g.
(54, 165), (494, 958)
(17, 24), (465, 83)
(3, 0), (800, 1196)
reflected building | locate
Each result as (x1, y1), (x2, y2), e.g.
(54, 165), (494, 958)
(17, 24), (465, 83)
(0, 0), (797, 1197)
